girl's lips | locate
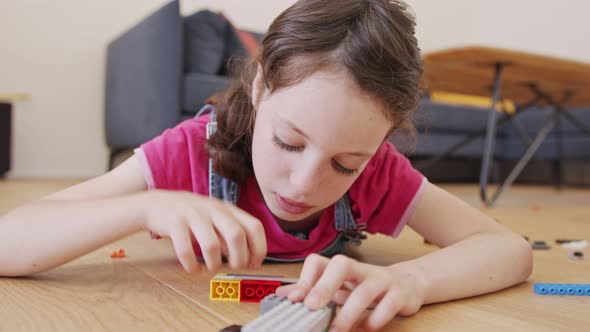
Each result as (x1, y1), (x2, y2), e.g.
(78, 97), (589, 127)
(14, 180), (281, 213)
(275, 193), (313, 214)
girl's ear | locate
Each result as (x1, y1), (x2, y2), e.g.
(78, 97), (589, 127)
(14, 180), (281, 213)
(251, 64), (267, 108)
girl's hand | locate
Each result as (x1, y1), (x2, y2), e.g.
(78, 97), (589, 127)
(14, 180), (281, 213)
(275, 254), (425, 332)
(141, 190), (267, 273)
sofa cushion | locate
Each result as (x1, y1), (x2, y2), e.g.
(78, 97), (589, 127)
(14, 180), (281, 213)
(219, 14), (263, 76)
(502, 106), (590, 136)
(184, 10), (229, 75)
(184, 10), (263, 77)
(500, 107), (590, 160)
(416, 100), (494, 134)
(391, 132), (499, 158)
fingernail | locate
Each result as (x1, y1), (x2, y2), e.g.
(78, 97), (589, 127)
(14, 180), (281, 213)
(304, 294), (320, 309)
(289, 289), (304, 301)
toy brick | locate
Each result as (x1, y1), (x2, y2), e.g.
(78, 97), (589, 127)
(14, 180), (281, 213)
(212, 273), (298, 285)
(240, 279), (281, 303)
(210, 279), (241, 302)
(260, 294), (289, 314)
(534, 283), (590, 296)
(243, 295), (336, 332)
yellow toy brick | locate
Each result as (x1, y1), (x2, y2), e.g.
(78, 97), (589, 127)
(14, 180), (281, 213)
(210, 279), (240, 302)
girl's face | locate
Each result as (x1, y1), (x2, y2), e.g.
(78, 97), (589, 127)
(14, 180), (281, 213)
(251, 69), (392, 222)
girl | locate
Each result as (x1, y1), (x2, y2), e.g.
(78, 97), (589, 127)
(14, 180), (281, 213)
(0, 0), (532, 331)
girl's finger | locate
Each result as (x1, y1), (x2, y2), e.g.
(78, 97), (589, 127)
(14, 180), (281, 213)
(360, 289), (402, 331)
(187, 212), (222, 272)
(169, 223), (201, 273)
(330, 279), (386, 331)
(278, 285), (352, 307)
(209, 207), (249, 269)
(275, 283), (298, 297)
(331, 288), (352, 306)
(304, 255), (366, 310)
(288, 253), (330, 302)
(226, 204), (267, 268)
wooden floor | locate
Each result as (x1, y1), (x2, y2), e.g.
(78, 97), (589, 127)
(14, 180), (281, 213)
(0, 179), (589, 331)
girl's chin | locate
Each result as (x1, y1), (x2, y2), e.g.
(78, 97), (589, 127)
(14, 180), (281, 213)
(268, 204), (307, 221)
(259, 189), (313, 221)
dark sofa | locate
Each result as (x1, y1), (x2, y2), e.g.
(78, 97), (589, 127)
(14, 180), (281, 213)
(105, 0), (590, 187)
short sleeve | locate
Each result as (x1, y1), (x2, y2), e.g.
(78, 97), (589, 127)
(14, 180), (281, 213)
(348, 141), (427, 237)
(135, 115), (211, 196)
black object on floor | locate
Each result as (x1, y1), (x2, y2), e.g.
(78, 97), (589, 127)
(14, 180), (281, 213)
(555, 239), (582, 244)
(569, 251), (584, 260)
(219, 324), (242, 332)
(532, 241), (551, 250)
(0, 102), (11, 177)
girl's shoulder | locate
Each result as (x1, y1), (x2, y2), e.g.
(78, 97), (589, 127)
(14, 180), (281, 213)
(174, 113), (212, 138)
(348, 141), (425, 236)
(358, 141), (414, 179)
(137, 113), (213, 193)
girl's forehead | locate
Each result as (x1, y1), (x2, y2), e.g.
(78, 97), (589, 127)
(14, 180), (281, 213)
(260, 70), (391, 152)
(269, 71), (387, 122)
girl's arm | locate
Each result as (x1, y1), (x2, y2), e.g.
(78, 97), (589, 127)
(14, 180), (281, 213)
(397, 182), (533, 304)
(277, 182), (533, 331)
(0, 156), (149, 276)
(0, 156), (267, 277)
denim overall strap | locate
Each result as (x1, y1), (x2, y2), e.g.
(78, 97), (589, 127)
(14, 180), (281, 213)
(334, 193), (366, 232)
(315, 193), (367, 258)
(195, 105), (240, 205)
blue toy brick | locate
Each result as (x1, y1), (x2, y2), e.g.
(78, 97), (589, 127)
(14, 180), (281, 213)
(534, 283), (590, 296)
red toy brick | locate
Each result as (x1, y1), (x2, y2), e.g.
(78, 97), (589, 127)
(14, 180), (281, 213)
(240, 280), (281, 303)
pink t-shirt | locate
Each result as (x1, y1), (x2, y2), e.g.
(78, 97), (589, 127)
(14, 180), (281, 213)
(136, 114), (427, 260)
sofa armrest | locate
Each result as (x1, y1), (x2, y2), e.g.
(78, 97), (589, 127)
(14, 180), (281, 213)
(105, 0), (182, 149)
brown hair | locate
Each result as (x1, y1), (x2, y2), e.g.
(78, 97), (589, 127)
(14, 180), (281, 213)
(207, 0), (423, 183)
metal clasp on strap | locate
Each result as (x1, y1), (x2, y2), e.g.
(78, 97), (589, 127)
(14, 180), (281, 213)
(343, 230), (368, 246)
(206, 121), (217, 139)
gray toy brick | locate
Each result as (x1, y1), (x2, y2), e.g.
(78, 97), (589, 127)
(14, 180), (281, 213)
(243, 295), (336, 332)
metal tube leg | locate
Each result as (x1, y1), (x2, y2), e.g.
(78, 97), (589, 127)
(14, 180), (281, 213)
(480, 63), (504, 206)
(490, 110), (559, 204)
(561, 111), (590, 136)
(553, 112), (564, 189)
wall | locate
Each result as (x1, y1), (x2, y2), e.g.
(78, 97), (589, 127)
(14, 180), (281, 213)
(0, 0), (588, 178)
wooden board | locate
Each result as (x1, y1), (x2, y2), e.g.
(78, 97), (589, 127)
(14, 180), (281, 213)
(422, 47), (590, 107)
(1, 180), (589, 331)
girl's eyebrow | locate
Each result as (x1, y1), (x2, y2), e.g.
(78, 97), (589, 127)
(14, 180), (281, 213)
(275, 114), (375, 158)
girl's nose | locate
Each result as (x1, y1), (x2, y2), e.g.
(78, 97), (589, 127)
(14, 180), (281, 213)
(289, 158), (325, 198)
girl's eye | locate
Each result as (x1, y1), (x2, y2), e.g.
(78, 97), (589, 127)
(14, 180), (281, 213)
(272, 135), (302, 152)
(272, 135), (358, 176)
(332, 161), (357, 176)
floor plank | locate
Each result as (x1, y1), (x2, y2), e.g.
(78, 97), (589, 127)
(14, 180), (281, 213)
(1, 179), (589, 331)
(0, 246), (229, 331)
